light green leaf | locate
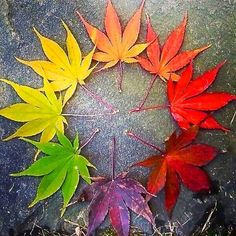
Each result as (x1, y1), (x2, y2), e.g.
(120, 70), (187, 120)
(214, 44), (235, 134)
(73, 133), (80, 151)
(21, 138), (66, 156)
(75, 155), (95, 184)
(57, 131), (73, 150)
(12, 132), (96, 216)
(78, 155), (96, 169)
(29, 159), (69, 207)
(61, 159), (80, 216)
(11, 155), (68, 177)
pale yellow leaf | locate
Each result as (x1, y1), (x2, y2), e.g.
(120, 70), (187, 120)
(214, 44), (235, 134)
(16, 24), (96, 103)
(0, 103), (52, 122)
(3, 118), (54, 141)
(43, 78), (61, 112)
(0, 79), (66, 143)
(0, 79), (51, 109)
(56, 116), (66, 133)
(40, 124), (57, 143)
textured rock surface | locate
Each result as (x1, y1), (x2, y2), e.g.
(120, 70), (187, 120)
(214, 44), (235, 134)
(0, 0), (235, 235)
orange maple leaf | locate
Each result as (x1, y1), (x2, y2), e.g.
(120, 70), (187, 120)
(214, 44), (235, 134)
(77, 0), (147, 92)
(131, 14), (210, 112)
(138, 14), (210, 81)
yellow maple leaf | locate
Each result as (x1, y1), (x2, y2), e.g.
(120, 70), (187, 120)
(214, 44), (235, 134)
(16, 21), (96, 105)
(0, 78), (67, 143)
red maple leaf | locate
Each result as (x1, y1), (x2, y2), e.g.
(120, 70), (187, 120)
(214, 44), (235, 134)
(132, 62), (236, 131)
(168, 62), (236, 131)
(128, 126), (218, 214)
(131, 14), (209, 112)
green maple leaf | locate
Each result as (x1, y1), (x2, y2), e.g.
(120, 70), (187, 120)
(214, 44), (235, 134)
(11, 131), (96, 216)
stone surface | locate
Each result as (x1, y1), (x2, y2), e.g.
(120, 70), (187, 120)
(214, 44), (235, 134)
(0, 0), (236, 235)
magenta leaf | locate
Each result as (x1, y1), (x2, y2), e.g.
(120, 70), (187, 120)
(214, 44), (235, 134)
(81, 172), (153, 236)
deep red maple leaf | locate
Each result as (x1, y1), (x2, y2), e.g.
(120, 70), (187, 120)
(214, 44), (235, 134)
(133, 62), (236, 131)
(131, 14), (209, 112)
(79, 138), (153, 236)
(128, 126), (218, 214)
(168, 62), (236, 131)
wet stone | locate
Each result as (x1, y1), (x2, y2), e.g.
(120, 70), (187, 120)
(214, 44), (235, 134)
(0, 0), (236, 235)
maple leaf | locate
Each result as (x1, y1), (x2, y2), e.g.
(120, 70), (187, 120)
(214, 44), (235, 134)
(77, 0), (148, 92)
(168, 62), (236, 131)
(16, 21), (96, 105)
(138, 14), (210, 81)
(79, 137), (153, 236)
(0, 78), (67, 143)
(80, 172), (153, 236)
(131, 14), (210, 112)
(11, 130), (98, 216)
(128, 126), (218, 214)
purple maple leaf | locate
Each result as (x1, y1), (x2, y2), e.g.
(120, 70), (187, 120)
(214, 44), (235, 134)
(81, 172), (154, 236)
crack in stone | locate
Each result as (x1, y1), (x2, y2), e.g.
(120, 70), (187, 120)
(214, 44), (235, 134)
(3, 0), (21, 41)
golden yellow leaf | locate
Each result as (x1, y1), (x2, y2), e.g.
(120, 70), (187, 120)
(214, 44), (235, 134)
(16, 21), (96, 104)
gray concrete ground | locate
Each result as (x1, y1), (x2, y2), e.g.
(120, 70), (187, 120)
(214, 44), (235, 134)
(0, 0), (235, 235)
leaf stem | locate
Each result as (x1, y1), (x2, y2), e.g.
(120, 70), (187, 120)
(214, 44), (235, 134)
(130, 104), (170, 113)
(33, 149), (40, 162)
(117, 61), (124, 93)
(62, 111), (117, 117)
(126, 130), (164, 153)
(81, 85), (118, 113)
(80, 128), (100, 150)
(111, 136), (116, 180)
(130, 74), (158, 112)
